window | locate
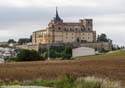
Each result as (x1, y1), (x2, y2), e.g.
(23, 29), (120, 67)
(52, 29), (55, 32)
(64, 28), (67, 31)
(58, 27), (61, 30)
(88, 28), (91, 31)
(75, 28), (77, 31)
(81, 28), (83, 31)
(88, 21), (90, 24)
(70, 28), (72, 31)
(52, 25), (54, 28)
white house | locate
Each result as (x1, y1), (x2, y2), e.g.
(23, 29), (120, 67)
(72, 47), (96, 58)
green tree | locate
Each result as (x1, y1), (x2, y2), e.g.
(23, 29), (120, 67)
(16, 49), (42, 61)
(62, 47), (72, 59)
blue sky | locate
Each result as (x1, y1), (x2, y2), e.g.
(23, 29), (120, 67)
(0, 0), (125, 46)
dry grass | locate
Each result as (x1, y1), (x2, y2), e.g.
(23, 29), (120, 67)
(76, 76), (121, 88)
(0, 50), (125, 86)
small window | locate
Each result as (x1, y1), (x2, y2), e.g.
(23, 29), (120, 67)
(58, 27), (61, 30)
(52, 29), (55, 32)
(88, 21), (89, 24)
(64, 28), (67, 31)
(75, 28), (77, 31)
(88, 28), (91, 31)
(52, 25), (54, 28)
(70, 28), (72, 31)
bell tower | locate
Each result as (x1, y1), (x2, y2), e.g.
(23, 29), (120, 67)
(53, 7), (63, 23)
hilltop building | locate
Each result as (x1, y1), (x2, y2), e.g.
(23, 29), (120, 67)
(32, 8), (96, 45)
(17, 8), (112, 52)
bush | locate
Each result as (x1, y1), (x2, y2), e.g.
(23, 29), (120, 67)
(62, 47), (72, 59)
(16, 49), (42, 61)
(40, 46), (72, 60)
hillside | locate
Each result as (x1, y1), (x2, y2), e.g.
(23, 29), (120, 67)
(0, 50), (125, 86)
(78, 50), (125, 60)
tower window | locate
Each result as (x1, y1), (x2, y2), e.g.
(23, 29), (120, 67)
(52, 25), (54, 28)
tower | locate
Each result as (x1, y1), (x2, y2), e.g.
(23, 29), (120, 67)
(53, 7), (63, 23)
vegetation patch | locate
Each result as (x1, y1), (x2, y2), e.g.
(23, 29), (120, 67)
(0, 75), (121, 88)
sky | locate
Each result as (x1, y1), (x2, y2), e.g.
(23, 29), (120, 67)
(0, 0), (125, 46)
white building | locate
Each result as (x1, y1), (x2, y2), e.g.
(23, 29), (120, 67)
(72, 47), (96, 58)
(0, 58), (4, 63)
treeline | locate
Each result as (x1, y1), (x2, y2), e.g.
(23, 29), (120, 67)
(40, 46), (72, 60)
(7, 46), (72, 62)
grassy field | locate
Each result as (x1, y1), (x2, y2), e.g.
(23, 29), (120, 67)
(0, 50), (125, 86)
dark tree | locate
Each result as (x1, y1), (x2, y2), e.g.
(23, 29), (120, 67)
(97, 33), (110, 42)
(8, 39), (16, 43)
(62, 47), (72, 59)
(29, 35), (32, 42)
(16, 49), (42, 61)
(18, 38), (31, 45)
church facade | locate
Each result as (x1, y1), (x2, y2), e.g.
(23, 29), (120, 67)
(32, 8), (96, 45)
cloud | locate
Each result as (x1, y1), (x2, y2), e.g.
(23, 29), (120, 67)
(0, 0), (99, 7)
(0, 0), (124, 8)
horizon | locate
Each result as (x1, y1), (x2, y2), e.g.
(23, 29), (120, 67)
(0, 0), (125, 46)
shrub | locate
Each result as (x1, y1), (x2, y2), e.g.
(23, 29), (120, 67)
(62, 47), (72, 59)
(54, 74), (76, 88)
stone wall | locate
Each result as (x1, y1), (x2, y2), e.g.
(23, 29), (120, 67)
(16, 42), (112, 52)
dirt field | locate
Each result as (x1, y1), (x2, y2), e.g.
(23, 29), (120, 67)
(0, 50), (125, 86)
